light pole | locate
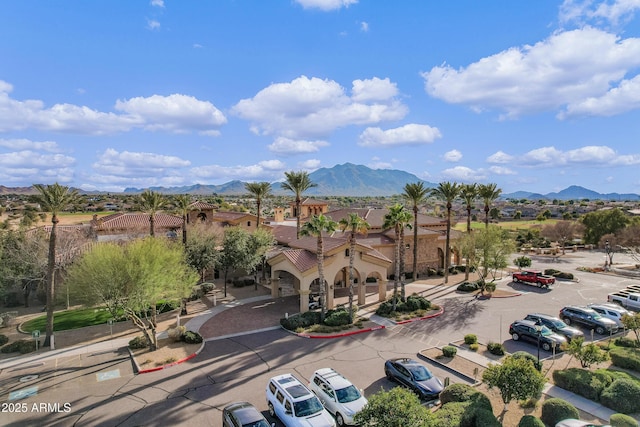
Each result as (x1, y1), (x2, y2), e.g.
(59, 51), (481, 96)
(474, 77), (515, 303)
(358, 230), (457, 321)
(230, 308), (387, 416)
(605, 240), (611, 271)
(535, 323), (542, 365)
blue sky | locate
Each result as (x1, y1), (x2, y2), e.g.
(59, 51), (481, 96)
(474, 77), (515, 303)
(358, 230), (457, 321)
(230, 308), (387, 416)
(1, 0), (640, 195)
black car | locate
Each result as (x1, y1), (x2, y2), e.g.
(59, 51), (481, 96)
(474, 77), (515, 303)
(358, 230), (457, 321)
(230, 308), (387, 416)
(384, 358), (444, 401)
(509, 319), (567, 352)
(524, 313), (584, 342)
(222, 402), (273, 427)
(559, 306), (619, 335)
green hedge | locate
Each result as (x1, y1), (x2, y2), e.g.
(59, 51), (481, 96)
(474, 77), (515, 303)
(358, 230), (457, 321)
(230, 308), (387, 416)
(457, 282), (480, 292)
(540, 398), (579, 427)
(609, 346), (640, 372)
(512, 351), (542, 371)
(517, 415), (545, 427)
(487, 342), (505, 356)
(375, 294), (431, 316)
(0, 334), (8, 346)
(552, 368), (612, 401)
(615, 337), (640, 348)
(0, 339), (38, 354)
(182, 331), (203, 344)
(464, 334), (478, 345)
(610, 413), (639, 427)
(600, 379), (640, 414)
(280, 311), (322, 331)
(442, 345), (457, 358)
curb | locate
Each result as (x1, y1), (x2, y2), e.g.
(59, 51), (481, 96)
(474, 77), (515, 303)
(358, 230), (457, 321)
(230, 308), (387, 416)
(297, 325), (386, 339)
(133, 340), (206, 375)
(394, 306), (444, 325)
(417, 349), (480, 386)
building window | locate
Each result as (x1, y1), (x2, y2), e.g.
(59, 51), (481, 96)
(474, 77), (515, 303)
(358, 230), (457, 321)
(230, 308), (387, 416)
(345, 249), (350, 257)
(247, 221), (251, 227)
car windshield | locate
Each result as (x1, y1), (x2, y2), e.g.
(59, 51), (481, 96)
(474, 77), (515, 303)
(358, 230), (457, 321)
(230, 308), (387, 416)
(242, 421), (271, 427)
(408, 365), (433, 381)
(293, 396), (324, 418)
(551, 319), (568, 328)
(540, 326), (553, 336)
(336, 385), (362, 403)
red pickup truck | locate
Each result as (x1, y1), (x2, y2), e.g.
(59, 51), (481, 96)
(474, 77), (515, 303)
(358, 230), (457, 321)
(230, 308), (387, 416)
(512, 270), (555, 289)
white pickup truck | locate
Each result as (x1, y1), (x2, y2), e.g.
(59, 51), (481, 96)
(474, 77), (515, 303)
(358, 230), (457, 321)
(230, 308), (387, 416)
(607, 291), (640, 311)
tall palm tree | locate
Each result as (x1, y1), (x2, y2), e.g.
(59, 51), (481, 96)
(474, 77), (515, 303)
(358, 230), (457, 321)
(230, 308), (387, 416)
(281, 171), (317, 239)
(383, 204), (412, 307)
(402, 182), (431, 280)
(339, 213), (370, 323)
(173, 194), (192, 246)
(478, 183), (502, 228)
(459, 183), (478, 280)
(138, 190), (167, 237)
(431, 182), (461, 284)
(245, 181), (272, 230)
(33, 182), (79, 348)
(300, 214), (337, 322)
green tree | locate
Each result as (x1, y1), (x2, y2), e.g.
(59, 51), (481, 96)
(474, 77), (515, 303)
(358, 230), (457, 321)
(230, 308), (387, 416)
(459, 183), (478, 281)
(513, 256), (532, 270)
(339, 212), (370, 323)
(184, 223), (221, 282)
(245, 181), (272, 230)
(478, 183), (502, 228)
(621, 312), (640, 345)
(301, 214), (338, 322)
(353, 387), (434, 427)
(281, 171), (316, 239)
(248, 227), (276, 287)
(383, 204), (412, 306)
(402, 182), (431, 280)
(66, 238), (198, 351)
(0, 229), (48, 307)
(138, 189), (167, 237)
(482, 355), (545, 411)
(430, 182), (461, 284)
(462, 225), (515, 291)
(565, 336), (610, 368)
(581, 208), (629, 245)
(33, 182), (79, 348)
(219, 227), (256, 298)
(173, 194), (192, 245)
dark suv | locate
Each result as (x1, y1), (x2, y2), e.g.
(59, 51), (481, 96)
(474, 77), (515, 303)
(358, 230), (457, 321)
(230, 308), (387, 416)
(559, 306), (619, 335)
(524, 313), (584, 342)
(509, 319), (567, 352)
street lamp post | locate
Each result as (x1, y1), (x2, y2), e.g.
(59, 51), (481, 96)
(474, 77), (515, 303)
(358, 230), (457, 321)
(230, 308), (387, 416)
(605, 240), (611, 271)
(535, 323), (542, 365)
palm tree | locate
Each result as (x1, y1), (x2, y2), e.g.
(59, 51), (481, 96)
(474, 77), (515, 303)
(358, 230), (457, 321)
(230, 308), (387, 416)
(138, 190), (167, 237)
(402, 182), (431, 280)
(281, 171), (317, 239)
(383, 204), (413, 307)
(478, 183), (502, 228)
(431, 182), (461, 284)
(339, 213), (370, 323)
(300, 214), (337, 322)
(173, 194), (192, 246)
(459, 183), (478, 280)
(245, 181), (272, 230)
(33, 182), (79, 348)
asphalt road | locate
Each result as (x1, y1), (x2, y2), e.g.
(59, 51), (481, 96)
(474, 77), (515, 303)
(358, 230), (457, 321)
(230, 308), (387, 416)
(1, 250), (638, 427)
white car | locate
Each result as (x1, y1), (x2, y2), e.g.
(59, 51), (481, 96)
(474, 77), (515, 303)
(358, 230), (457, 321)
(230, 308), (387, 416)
(266, 374), (336, 427)
(555, 419), (610, 427)
(587, 303), (632, 327)
(308, 368), (368, 427)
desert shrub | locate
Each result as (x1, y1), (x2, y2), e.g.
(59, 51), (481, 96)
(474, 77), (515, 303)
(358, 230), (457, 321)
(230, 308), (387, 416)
(555, 272), (574, 280)
(517, 415), (545, 427)
(280, 311), (321, 331)
(457, 282), (479, 292)
(405, 294), (430, 311)
(610, 413), (639, 427)
(615, 337), (640, 348)
(439, 383), (477, 404)
(0, 334), (8, 346)
(512, 351), (542, 371)
(442, 345), (457, 358)
(128, 336), (148, 350)
(609, 346), (640, 372)
(486, 342), (505, 356)
(484, 282), (497, 293)
(464, 334), (478, 345)
(540, 398), (579, 427)
(552, 368), (612, 401)
(200, 282), (215, 293)
(459, 407), (500, 427)
(167, 326), (187, 342)
(324, 309), (351, 327)
(544, 268), (561, 276)
(469, 343), (479, 351)
(600, 379), (640, 414)
(0, 339), (38, 354)
(432, 401), (469, 427)
(232, 278), (245, 287)
(182, 331), (203, 344)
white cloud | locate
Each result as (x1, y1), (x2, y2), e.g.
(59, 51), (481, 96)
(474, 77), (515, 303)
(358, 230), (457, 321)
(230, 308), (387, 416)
(0, 150), (75, 184)
(440, 166), (487, 182)
(422, 27), (640, 119)
(191, 160), (286, 181)
(0, 138), (60, 152)
(487, 151), (514, 164)
(443, 149), (462, 162)
(488, 165), (517, 175)
(268, 137), (330, 155)
(360, 21), (369, 32)
(560, 0), (640, 26)
(294, 0), (358, 11)
(560, 74), (640, 118)
(232, 75), (407, 139)
(92, 149), (191, 178)
(358, 124), (441, 147)
(489, 145), (640, 168)
(150, 0), (165, 7)
(367, 161), (394, 169)
(298, 159), (321, 169)
(147, 19), (161, 30)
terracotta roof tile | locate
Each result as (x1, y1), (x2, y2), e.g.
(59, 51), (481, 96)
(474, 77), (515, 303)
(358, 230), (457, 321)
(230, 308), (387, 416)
(91, 213), (182, 230)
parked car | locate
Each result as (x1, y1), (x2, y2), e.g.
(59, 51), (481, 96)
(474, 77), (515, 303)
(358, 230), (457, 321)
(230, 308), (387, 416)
(555, 419), (610, 427)
(524, 313), (584, 342)
(559, 306), (619, 335)
(587, 303), (632, 327)
(308, 368), (367, 426)
(509, 319), (567, 352)
(222, 401), (274, 427)
(266, 374), (336, 427)
(512, 270), (555, 288)
(384, 358), (444, 401)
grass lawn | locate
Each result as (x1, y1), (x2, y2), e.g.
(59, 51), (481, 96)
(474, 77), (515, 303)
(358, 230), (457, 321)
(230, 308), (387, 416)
(453, 219), (559, 232)
(21, 306), (124, 333)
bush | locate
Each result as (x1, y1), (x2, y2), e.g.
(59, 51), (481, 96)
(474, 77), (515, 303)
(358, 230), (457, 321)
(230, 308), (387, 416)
(432, 401), (469, 426)
(540, 398), (579, 427)
(610, 413), (639, 427)
(555, 272), (574, 280)
(615, 337), (640, 348)
(405, 294), (430, 311)
(610, 346), (640, 372)
(457, 282), (479, 292)
(600, 379), (640, 414)
(439, 383), (477, 404)
(0, 334), (8, 346)
(232, 279), (245, 287)
(459, 407), (500, 427)
(517, 415), (545, 427)
(280, 311), (322, 331)
(552, 368), (612, 401)
(464, 334), (478, 345)
(487, 342), (505, 356)
(442, 345), (457, 358)
(469, 343), (479, 351)
(182, 331), (203, 344)
(200, 282), (215, 293)
(544, 268), (561, 276)
(0, 339), (38, 354)
(128, 336), (148, 350)
(324, 309), (351, 327)
(167, 326), (187, 342)
(484, 282), (497, 293)
(511, 351), (542, 371)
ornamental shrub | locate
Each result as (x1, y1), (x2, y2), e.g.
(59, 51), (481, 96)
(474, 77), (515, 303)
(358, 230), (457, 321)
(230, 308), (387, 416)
(487, 342), (505, 356)
(128, 336), (148, 350)
(0, 334), (8, 346)
(609, 346), (640, 372)
(0, 339), (38, 354)
(439, 383), (476, 404)
(442, 345), (457, 358)
(600, 379), (640, 414)
(324, 309), (351, 327)
(167, 326), (187, 342)
(182, 330), (203, 344)
(540, 398), (579, 427)
(517, 415), (545, 427)
(459, 407), (501, 427)
(615, 337), (640, 348)
(610, 413), (639, 427)
(552, 368), (612, 401)
(457, 282), (479, 292)
(511, 351), (542, 371)
(464, 334), (478, 345)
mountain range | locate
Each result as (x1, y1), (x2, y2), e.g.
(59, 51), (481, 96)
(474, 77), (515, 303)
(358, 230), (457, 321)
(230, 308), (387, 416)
(2, 163), (639, 200)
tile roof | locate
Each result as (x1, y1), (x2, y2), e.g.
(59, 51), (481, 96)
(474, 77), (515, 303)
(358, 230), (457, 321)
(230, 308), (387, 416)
(324, 208), (445, 229)
(188, 201), (218, 210)
(91, 213), (182, 230)
(280, 249), (318, 272)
